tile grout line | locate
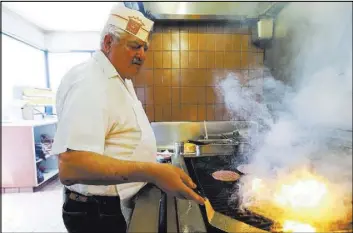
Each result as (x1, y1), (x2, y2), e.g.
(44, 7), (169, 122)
(151, 23), (264, 122)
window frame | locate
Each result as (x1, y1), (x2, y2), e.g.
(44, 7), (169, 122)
(46, 51), (94, 92)
(2, 32), (95, 90)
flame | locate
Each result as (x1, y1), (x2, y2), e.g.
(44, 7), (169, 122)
(238, 167), (352, 232)
(282, 220), (316, 232)
(251, 178), (263, 191)
(274, 179), (327, 209)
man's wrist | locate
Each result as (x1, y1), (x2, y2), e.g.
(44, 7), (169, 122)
(131, 162), (158, 184)
(142, 162), (159, 184)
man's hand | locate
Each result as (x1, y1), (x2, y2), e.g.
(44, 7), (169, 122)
(149, 164), (205, 205)
(58, 150), (205, 205)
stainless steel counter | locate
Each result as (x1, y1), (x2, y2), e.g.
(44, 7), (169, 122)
(128, 185), (163, 232)
(171, 149), (208, 233)
(127, 154), (208, 233)
(128, 121), (256, 233)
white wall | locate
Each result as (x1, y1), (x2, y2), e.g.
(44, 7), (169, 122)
(1, 6), (46, 49)
(45, 32), (100, 52)
(2, 6), (100, 51)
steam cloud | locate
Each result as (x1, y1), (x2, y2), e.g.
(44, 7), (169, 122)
(217, 2), (352, 226)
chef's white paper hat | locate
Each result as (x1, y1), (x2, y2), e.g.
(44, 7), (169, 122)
(104, 3), (154, 42)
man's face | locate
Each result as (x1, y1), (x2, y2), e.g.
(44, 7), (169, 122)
(103, 33), (149, 78)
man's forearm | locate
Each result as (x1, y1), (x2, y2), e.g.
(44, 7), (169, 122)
(59, 150), (156, 186)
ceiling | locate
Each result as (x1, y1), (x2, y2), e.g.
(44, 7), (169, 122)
(2, 2), (286, 32)
(3, 2), (118, 32)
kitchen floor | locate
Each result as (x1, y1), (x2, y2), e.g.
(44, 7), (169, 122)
(2, 178), (68, 232)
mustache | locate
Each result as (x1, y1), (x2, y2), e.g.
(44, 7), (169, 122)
(132, 57), (143, 65)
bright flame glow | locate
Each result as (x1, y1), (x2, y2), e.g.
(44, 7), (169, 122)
(251, 178), (263, 191)
(274, 179), (327, 208)
(283, 220), (316, 232)
(238, 167), (352, 232)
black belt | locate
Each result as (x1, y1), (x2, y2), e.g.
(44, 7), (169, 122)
(64, 187), (121, 205)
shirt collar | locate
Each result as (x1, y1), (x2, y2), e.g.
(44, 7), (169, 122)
(92, 50), (119, 79)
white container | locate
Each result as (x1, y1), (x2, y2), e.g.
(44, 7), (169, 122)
(22, 105), (34, 120)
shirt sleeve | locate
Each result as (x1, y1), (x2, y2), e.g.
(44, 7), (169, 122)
(52, 81), (108, 155)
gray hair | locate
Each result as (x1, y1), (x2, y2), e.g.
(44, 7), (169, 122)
(99, 24), (128, 49)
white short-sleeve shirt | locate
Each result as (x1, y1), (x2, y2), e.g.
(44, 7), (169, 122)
(52, 51), (142, 196)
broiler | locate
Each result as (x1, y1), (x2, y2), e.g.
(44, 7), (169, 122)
(128, 128), (352, 233)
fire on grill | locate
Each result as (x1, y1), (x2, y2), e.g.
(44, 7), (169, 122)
(184, 147), (352, 233)
(237, 165), (352, 232)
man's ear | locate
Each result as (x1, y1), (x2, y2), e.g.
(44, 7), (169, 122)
(103, 34), (113, 53)
(147, 29), (154, 44)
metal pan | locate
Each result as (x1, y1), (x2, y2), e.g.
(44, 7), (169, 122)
(185, 139), (239, 157)
(188, 139), (237, 145)
(195, 144), (237, 156)
(187, 140), (209, 145)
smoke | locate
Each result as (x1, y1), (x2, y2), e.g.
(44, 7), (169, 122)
(217, 2), (352, 226)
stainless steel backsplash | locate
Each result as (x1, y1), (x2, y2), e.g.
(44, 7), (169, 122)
(151, 121), (258, 149)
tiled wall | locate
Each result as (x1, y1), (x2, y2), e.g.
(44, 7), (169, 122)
(132, 22), (265, 122)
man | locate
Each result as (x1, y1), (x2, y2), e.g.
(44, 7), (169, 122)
(52, 4), (204, 233)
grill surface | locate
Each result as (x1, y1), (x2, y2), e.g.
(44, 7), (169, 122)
(184, 154), (275, 232)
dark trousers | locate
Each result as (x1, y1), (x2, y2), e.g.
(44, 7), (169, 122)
(62, 188), (127, 233)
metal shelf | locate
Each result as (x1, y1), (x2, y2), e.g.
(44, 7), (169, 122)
(36, 153), (55, 163)
(36, 168), (59, 187)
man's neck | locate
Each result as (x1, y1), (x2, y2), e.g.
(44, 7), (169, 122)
(101, 50), (128, 80)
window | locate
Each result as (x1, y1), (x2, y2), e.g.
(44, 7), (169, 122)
(47, 52), (92, 92)
(2, 34), (46, 107)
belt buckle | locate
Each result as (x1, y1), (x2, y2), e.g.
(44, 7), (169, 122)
(69, 192), (88, 203)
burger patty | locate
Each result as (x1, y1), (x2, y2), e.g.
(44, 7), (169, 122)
(211, 170), (240, 182)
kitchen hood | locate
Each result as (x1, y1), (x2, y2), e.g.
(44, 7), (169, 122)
(132, 2), (289, 22)
(127, 2), (288, 49)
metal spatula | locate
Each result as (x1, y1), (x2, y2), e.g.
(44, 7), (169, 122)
(194, 189), (269, 233)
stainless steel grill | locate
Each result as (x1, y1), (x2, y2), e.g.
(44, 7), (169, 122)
(184, 154), (274, 232)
